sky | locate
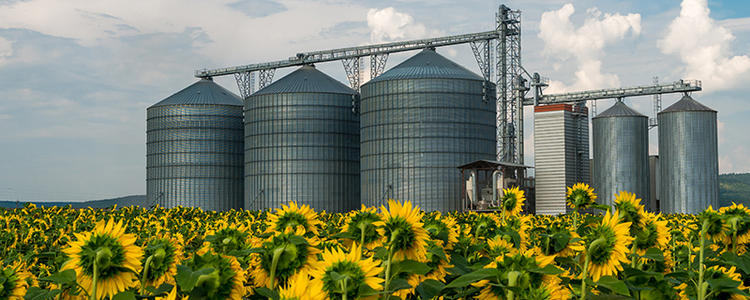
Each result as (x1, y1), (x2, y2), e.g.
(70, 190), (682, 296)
(0, 0), (748, 202)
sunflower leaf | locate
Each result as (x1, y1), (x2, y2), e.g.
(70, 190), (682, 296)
(528, 264), (564, 275)
(112, 291), (136, 300)
(389, 278), (413, 291)
(445, 268), (497, 288)
(23, 287), (61, 300)
(288, 235), (308, 246)
(596, 276), (630, 296)
(416, 279), (445, 299)
(392, 260), (431, 276)
(254, 287), (279, 300)
(39, 269), (76, 285)
(641, 248), (664, 261)
(428, 246), (448, 262)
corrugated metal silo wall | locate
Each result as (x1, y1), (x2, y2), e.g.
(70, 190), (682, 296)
(244, 93), (360, 212)
(592, 116), (649, 207)
(360, 79), (496, 212)
(658, 111), (718, 214)
(146, 105), (244, 211)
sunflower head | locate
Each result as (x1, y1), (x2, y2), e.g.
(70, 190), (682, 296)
(423, 214), (459, 251)
(632, 211), (669, 256)
(252, 232), (319, 288)
(61, 219), (143, 300)
(720, 203), (750, 245)
(142, 236), (183, 287)
(181, 251), (245, 300)
(206, 225), (251, 257)
(278, 271), (325, 300)
(566, 183), (598, 211)
(374, 200), (429, 262)
(266, 202), (323, 237)
(501, 186), (525, 216)
(697, 206), (725, 241)
(475, 250), (556, 300)
(614, 191), (645, 234)
(534, 222), (584, 260)
(311, 244), (384, 299)
(470, 214), (499, 240)
(343, 205), (382, 249)
(0, 262), (32, 300)
(584, 210), (633, 281)
(485, 235), (517, 258)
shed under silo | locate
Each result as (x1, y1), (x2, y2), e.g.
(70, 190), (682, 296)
(592, 101), (649, 207)
(658, 95), (718, 214)
(244, 65), (360, 212)
(146, 78), (244, 211)
(359, 49), (496, 212)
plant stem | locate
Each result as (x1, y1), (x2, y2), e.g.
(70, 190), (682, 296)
(269, 246), (285, 289)
(581, 238), (606, 300)
(382, 245), (395, 299)
(91, 257), (98, 300)
(341, 277), (349, 300)
(697, 220), (708, 300)
(141, 254), (154, 294)
(507, 271), (520, 300)
(573, 211), (579, 233)
(359, 223), (367, 251)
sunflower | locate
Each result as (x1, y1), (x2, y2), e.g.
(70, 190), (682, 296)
(534, 222), (584, 261)
(0, 261), (32, 300)
(632, 211), (669, 256)
(342, 205), (383, 250)
(251, 231), (319, 288)
(485, 236), (517, 258)
(310, 243), (383, 299)
(182, 251), (245, 300)
(141, 235), (183, 288)
(697, 206), (725, 243)
(374, 199), (430, 262)
(423, 213), (459, 251)
(501, 186), (525, 216)
(614, 191), (645, 233)
(719, 203), (750, 247)
(266, 202), (323, 237)
(678, 266), (748, 300)
(61, 219), (143, 300)
(566, 183), (598, 211)
(584, 210), (633, 281)
(475, 249), (555, 300)
(278, 271), (325, 300)
(206, 225), (251, 256)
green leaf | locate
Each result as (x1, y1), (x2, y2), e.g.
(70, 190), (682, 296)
(23, 287), (61, 300)
(254, 287), (279, 300)
(706, 278), (740, 290)
(428, 246), (448, 262)
(175, 265), (214, 292)
(529, 264), (564, 275)
(112, 291), (136, 300)
(392, 260), (431, 276)
(389, 278), (412, 292)
(288, 235), (307, 245)
(445, 268), (497, 288)
(39, 269), (76, 285)
(596, 276), (630, 296)
(642, 248), (665, 262)
(416, 279), (445, 300)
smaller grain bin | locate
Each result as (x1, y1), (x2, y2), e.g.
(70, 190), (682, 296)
(592, 101), (649, 207)
(658, 95), (718, 214)
(146, 78), (244, 211)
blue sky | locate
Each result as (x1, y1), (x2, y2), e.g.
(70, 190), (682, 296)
(0, 0), (748, 201)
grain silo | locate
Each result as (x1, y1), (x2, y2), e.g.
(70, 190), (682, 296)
(534, 103), (589, 215)
(658, 95), (718, 214)
(360, 49), (496, 212)
(245, 65), (360, 212)
(146, 78), (244, 211)
(592, 101), (649, 207)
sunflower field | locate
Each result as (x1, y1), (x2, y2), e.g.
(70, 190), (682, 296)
(2, 184), (750, 300)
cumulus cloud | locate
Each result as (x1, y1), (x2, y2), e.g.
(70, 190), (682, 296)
(367, 7), (436, 43)
(538, 4), (641, 93)
(659, 0), (750, 91)
(0, 36), (12, 65)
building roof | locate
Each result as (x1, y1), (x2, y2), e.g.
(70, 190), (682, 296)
(366, 48), (484, 84)
(593, 100), (646, 118)
(660, 95), (716, 113)
(150, 79), (243, 107)
(253, 65), (356, 96)
(457, 159), (534, 170)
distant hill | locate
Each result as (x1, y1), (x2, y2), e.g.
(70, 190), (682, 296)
(719, 173), (750, 207)
(0, 195), (146, 209)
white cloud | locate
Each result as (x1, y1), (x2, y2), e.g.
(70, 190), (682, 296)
(659, 0), (750, 91)
(0, 36), (12, 65)
(366, 7), (436, 43)
(538, 3), (641, 93)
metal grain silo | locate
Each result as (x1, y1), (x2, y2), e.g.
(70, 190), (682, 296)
(147, 78), (244, 211)
(592, 101), (649, 207)
(658, 95), (718, 214)
(360, 49), (496, 212)
(245, 65), (360, 212)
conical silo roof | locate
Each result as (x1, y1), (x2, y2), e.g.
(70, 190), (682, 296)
(660, 95), (715, 113)
(593, 100), (646, 119)
(150, 79), (243, 107)
(253, 65), (356, 96)
(367, 49), (483, 83)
